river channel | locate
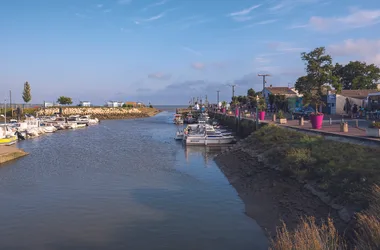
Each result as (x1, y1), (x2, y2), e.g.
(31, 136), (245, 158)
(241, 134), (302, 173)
(0, 111), (267, 250)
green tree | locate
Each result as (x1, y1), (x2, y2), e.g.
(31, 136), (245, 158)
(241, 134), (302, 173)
(295, 47), (334, 113)
(334, 61), (380, 90)
(22, 81), (32, 104)
(247, 88), (256, 97)
(268, 94), (275, 111)
(57, 96), (73, 105)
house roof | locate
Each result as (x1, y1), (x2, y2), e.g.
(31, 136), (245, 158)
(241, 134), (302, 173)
(338, 90), (379, 99)
(265, 87), (297, 95)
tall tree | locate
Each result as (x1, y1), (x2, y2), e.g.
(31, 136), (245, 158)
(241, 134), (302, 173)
(57, 96), (73, 105)
(334, 61), (380, 90)
(22, 81), (32, 104)
(295, 47), (334, 113)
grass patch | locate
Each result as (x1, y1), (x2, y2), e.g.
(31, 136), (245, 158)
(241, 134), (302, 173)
(250, 125), (380, 207)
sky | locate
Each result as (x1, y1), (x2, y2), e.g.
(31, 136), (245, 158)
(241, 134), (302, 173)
(1, 0), (380, 105)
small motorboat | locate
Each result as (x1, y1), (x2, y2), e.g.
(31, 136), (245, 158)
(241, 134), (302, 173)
(174, 130), (184, 140)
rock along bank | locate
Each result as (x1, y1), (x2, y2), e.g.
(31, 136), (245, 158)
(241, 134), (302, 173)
(36, 107), (161, 120)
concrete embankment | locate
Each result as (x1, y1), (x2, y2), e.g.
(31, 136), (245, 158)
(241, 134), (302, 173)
(0, 146), (28, 164)
(36, 107), (160, 120)
(214, 125), (380, 239)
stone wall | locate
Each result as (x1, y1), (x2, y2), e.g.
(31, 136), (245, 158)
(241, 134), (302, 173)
(210, 113), (258, 138)
(36, 107), (159, 120)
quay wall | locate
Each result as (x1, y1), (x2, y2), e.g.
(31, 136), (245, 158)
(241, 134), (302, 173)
(36, 107), (160, 120)
(210, 112), (258, 138)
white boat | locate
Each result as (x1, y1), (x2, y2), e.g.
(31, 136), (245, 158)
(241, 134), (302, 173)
(184, 123), (235, 145)
(174, 130), (184, 140)
(68, 123), (86, 129)
(185, 133), (235, 145)
(42, 125), (57, 133)
(173, 115), (184, 124)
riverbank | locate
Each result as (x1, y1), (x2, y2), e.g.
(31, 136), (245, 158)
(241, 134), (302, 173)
(36, 107), (161, 120)
(215, 125), (380, 241)
(0, 146), (28, 164)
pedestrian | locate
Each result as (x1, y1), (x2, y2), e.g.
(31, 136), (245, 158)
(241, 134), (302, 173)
(352, 104), (358, 118)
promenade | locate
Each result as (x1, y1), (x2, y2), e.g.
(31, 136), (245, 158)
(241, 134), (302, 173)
(217, 112), (380, 146)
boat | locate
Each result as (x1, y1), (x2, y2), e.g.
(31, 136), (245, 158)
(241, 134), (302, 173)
(174, 130), (184, 140)
(184, 112), (196, 124)
(68, 123), (86, 129)
(173, 114), (184, 124)
(184, 123), (235, 145)
(0, 125), (18, 145)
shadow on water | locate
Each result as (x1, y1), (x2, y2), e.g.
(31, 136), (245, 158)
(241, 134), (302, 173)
(0, 112), (267, 250)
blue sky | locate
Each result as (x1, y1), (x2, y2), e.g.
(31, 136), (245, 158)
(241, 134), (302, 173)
(1, 0), (380, 105)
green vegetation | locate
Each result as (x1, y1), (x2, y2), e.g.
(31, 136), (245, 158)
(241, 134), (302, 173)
(369, 122), (380, 129)
(22, 81), (32, 104)
(257, 96), (266, 111)
(277, 110), (285, 119)
(252, 125), (380, 206)
(57, 96), (73, 105)
(271, 186), (380, 250)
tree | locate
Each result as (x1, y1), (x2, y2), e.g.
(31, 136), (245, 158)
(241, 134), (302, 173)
(295, 47), (334, 113)
(247, 88), (256, 97)
(57, 96), (73, 105)
(268, 94), (275, 112)
(22, 81), (32, 104)
(334, 61), (380, 90)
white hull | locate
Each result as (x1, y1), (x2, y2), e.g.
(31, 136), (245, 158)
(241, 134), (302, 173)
(186, 136), (234, 145)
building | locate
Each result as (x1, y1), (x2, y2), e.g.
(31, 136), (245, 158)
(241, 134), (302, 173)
(262, 86), (298, 99)
(79, 101), (91, 107)
(335, 89), (380, 114)
(43, 102), (54, 108)
(262, 86), (300, 111)
(106, 101), (123, 108)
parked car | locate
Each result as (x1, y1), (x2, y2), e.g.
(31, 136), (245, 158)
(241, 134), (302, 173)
(292, 107), (315, 119)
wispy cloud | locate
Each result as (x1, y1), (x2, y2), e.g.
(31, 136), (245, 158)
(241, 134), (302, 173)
(307, 8), (380, 32)
(75, 13), (88, 19)
(328, 39), (380, 65)
(191, 62), (205, 70)
(228, 4), (261, 16)
(118, 0), (132, 4)
(256, 19), (278, 25)
(287, 24), (308, 29)
(228, 4), (261, 22)
(182, 46), (203, 56)
(96, 4), (103, 8)
(266, 41), (307, 53)
(103, 9), (112, 13)
(148, 72), (172, 80)
(268, 0), (321, 13)
(135, 12), (165, 24)
(142, 0), (167, 11)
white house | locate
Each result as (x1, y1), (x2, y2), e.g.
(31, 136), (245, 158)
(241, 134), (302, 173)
(43, 102), (54, 108)
(79, 101), (91, 107)
(106, 101), (123, 108)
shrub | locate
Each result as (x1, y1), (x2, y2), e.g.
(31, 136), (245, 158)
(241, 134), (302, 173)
(369, 122), (380, 129)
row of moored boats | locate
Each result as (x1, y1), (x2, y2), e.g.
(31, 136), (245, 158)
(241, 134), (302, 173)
(174, 113), (236, 146)
(0, 115), (99, 145)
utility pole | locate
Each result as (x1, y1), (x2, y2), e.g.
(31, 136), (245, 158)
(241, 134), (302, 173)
(205, 95), (208, 106)
(216, 90), (220, 106)
(9, 90), (12, 109)
(258, 74), (271, 92)
(228, 84), (236, 100)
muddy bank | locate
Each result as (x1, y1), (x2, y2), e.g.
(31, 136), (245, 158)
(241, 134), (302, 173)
(36, 107), (160, 120)
(215, 149), (347, 238)
(214, 125), (380, 238)
(0, 146), (28, 164)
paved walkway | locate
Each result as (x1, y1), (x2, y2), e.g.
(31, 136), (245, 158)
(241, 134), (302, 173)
(216, 112), (380, 145)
